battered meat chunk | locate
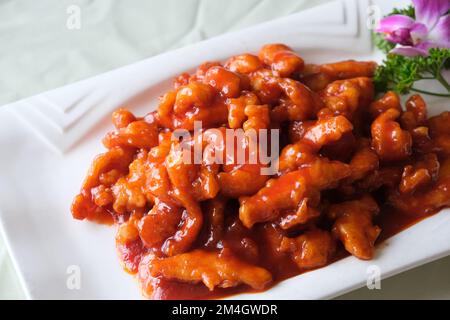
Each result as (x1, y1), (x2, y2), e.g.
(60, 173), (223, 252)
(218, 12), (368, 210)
(280, 229), (336, 269)
(371, 108), (412, 162)
(328, 195), (380, 260)
(239, 158), (351, 228)
(148, 249), (272, 291)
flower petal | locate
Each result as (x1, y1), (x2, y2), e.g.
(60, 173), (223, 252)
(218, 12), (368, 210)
(416, 40), (440, 51)
(428, 14), (450, 48)
(413, 0), (450, 29)
(392, 40), (448, 57)
(390, 46), (429, 56)
(385, 28), (413, 45)
(376, 14), (415, 33)
(410, 22), (429, 44)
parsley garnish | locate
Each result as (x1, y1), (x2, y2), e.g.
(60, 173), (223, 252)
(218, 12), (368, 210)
(373, 5), (450, 97)
(374, 49), (450, 96)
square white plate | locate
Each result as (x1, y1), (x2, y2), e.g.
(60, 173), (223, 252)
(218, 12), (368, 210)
(1, 0), (449, 299)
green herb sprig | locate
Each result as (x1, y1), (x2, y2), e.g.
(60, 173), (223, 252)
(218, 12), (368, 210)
(373, 5), (450, 97)
(374, 48), (450, 97)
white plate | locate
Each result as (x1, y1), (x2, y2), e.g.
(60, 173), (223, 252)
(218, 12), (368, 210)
(1, 0), (449, 299)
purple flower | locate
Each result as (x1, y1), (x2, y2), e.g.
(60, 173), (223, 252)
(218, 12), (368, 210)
(376, 0), (450, 56)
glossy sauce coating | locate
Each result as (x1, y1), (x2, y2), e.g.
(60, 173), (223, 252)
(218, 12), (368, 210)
(72, 44), (450, 299)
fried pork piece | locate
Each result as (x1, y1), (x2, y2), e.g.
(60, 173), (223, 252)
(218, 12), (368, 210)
(259, 44), (304, 77)
(239, 158), (351, 228)
(320, 77), (374, 119)
(399, 153), (440, 194)
(319, 60), (376, 80)
(428, 112), (450, 155)
(279, 116), (353, 173)
(162, 143), (216, 256)
(400, 94), (428, 131)
(278, 141), (317, 173)
(368, 91), (401, 120)
(409, 111), (450, 156)
(148, 249), (272, 291)
(223, 93), (271, 131)
(226, 92), (261, 129)
(224, 54), (263, 74)
(248, 68), (283, 104)
(71, 147), (135, 224)
(156, 82), (228, 130)
(278, 198), (320, 230)
(389, 157), (450, 216)
(288, 114), (354, 146)
(138, 200), (183, 249)
(203, 66), (250, 98)
(111, 150), (153, 214)
(200, 127), (269, 197)
(102, 118), (158, 150)
(328, 195), (380, 260)
(337, 139), (380, 196)
(298, 65), (332, 92)
(243, 104), (270, 132)
(300, 60), (376, 91)
(299, 115), (354, 150)
(111, 108), (137, 129)
(280, 229), (336, 269)
(271, 78), (323, 122)
(165, 140), (220, 202)
(112, 131), (213, 215)
(429, 111), (450, 136)
(190, 61), (223, 82)
(410, 125), (433, 153)
(371, 108), (412, 162)
(218, 165), (269, 198)
(347, 138), (379, 182)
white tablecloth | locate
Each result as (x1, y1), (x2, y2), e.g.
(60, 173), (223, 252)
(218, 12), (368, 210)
(1, 0), (449, 299)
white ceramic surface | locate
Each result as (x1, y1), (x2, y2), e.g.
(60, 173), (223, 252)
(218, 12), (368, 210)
(1, 0), (449, 299)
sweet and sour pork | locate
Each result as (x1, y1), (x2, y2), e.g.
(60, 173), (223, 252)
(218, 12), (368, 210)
(72, 44), (450, 299)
